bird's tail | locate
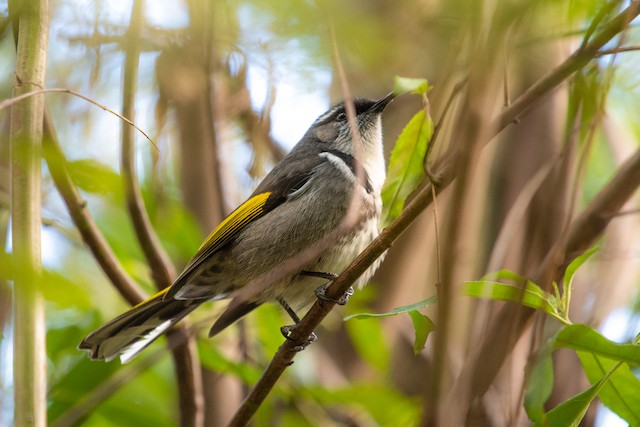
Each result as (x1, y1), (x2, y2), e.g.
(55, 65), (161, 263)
(78, 290), (199, 363)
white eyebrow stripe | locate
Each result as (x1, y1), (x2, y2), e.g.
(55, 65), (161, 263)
(314, 105), (341, 124)
(319, 152), (357, 183)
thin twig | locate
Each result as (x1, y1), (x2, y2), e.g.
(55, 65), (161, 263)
(227, 3), (640, 425)
(596, 45), (640, 56)
(0, 87), (158, 150)
(120, 2), (202, 427)
(495, 2), (640, 131)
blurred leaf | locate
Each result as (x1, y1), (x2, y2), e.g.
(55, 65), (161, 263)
(578, 351), (640, 425)
(554, 324), (640, 365)
(197, 341), (262, 384)
(563, 245), (598, 289)
(344, 295), (438, 320)
(524, 340), (555, 424)
(480, 269), (528, 283)
(345, 312), (390, 371)
(48, 353), (120, 422)
(463, 280), (561, 320)
(533, 377), (604, 427)
(407, 310), (434, 354)
(42, 268), (93, 309)
(83, 357), (176, 427)
(393, 76), (431, 95)
(66, 159), (121, 196)
(381, 107), (433, 226)
(305, 383), (421, 426)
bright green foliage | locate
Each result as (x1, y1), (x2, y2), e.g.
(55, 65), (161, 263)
(466, 244), (640, 426)
(304, 384), (421, 426)
(524, 340), (555, 424)
(407, 310), (434, 354)
(554, 324), (640, 365)
(381, 84), (433, 226)
(345, 296), (437, 355)
(559, 246), (599, 317)
(66, 159), (122, 197)
(344, 295), (438, 320)
(525, 323), (640, 426)
(578, 351), (640, 426)
(463, 280), (562, 322)
(533, 377), (604, 427)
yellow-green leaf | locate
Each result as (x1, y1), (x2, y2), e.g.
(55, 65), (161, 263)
(381, 109), (433, 226)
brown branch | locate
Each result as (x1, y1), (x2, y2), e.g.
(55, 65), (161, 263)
(0, 87), (158, 150)
(42, 110), (146, 306)
(120, 2), (203, 427)
(121, 0), (176, 288)
(228, 3), (640, 425)
(494, 2), (640, 131)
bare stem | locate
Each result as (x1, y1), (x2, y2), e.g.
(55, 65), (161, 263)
(9, 0), (49, 425)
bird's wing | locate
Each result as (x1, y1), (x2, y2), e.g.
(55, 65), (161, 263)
(164, 151), (322, 300)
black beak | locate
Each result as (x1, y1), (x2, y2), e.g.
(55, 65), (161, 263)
(368, 92), (396, 114)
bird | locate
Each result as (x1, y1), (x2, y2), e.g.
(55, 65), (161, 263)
(79, 92), (395, 362)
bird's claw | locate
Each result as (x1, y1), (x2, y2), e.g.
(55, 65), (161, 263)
(280, 324), (318, 351)
(315, 283), (354, 306)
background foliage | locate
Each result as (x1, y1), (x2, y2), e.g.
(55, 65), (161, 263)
(2, 0), (640, 426)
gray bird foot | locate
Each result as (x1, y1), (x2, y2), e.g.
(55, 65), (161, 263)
(280, 325), (317, 351)
(315, 283), (354, 306)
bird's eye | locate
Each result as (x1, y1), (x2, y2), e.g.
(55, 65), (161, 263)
(336, 112), (347, 121)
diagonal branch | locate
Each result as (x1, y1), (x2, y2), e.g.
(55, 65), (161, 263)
(228, 2), (640, 425)
(120, 0), (176, 288)
(42, 110), (146, 305)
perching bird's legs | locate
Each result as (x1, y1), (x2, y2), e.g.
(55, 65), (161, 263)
(301, 270), (354, 305)
(278, 297), (317, 351)
(278, 270), (355, 350)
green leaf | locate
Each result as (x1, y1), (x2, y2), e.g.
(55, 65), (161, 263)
(346, 312), (390, 371)
(578, 351), (640, 426)
(480, 269), (528, 283)
(305, 383), (421, 427)
(344, 295), (438, 320)
(563, 245), (598, 288)
(408, 310), (434, 354)
(381, 109), (433, 226)
(393, 76), (431, 95)
(524, 340), (555, 424)
(463, 280), (560, 320)
(555, 324), (640, 365)
(197, 341), (262, 384)
(534, 377), (604, 427)
(66, 159), (121, 195)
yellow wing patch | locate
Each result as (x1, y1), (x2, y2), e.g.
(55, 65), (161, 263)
(196, 191), (271, 254)
(165, 192), (272, 298)
(133, 287), (169, 309)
